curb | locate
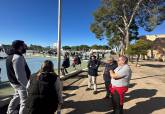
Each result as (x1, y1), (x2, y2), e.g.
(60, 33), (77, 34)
(60, 68), (88, 80)
(0, 68), (88, 110)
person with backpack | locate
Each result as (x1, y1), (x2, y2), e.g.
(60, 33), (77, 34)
(26, 60), (63, 114)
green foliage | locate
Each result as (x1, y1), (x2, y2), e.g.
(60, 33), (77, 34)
(126, 39), (153, 56)
(28, 44), (48, 51)
(90, 0), (164, 53)
(79, 45), (90, 51)
(91, 45), (109, 50)
(62, 46), (71, 50)
(68, 45), (90, 51)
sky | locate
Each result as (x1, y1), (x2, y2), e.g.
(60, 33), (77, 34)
(0, 0), (164, 47)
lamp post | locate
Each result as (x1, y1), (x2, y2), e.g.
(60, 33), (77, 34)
(57, 0), (62, 76)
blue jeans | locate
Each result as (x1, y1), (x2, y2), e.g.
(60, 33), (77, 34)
(7, 83), (27, 114)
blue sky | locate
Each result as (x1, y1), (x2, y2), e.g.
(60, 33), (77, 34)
(0, 0), (164, 47)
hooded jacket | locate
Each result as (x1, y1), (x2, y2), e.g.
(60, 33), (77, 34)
(6, 48), (31, 87)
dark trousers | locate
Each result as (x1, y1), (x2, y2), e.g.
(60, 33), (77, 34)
(111, 90), (123, 114)
(104, 81), (111, 96)
(61, 67), (68, 75)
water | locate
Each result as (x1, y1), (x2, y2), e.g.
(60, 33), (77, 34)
(0, 57), (58, 82)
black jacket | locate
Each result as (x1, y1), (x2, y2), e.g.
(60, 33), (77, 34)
(103, 61), (118, 81)
(26, 73), (59, 114)
(62, 57), (70, 68)
(88, 59), (99, 76)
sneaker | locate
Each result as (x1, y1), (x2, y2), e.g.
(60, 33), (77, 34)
(86, 88), (91, 91)
(93, 91), (98, 94)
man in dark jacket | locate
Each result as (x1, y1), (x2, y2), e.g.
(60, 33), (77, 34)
(86, 55), (99, 94)
(6, 40), (31, 114)
(103, 57), (117, 99)
(61, 55), (70, 75)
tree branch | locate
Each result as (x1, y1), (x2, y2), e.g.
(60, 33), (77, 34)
(128, 0), (143, 28)
(116, 25), (125, 35)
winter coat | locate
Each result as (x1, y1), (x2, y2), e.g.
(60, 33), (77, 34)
(88, 59), (99, 76)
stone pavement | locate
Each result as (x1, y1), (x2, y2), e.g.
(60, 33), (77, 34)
(61, 61), (165, 114)
(1, 61), (165, 114)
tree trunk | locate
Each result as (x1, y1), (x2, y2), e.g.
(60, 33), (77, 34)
(136, 54), (140, 67)
(120, 37), (126, 55)
(125, 29), (130, 51)
(151, 49), (154, 59)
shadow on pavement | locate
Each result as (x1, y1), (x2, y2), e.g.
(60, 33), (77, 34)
(125, 89), (157, 103)
(63, 98), (112, 114)
(131, 74), (165, 80)
(125, 97), (165, 114)
(63, 85), (79, 91)
(63, 93), (76, 100)
(141, 64), (165, 68)
(128, 83), (136, 88)
(79, 82), (105, 88)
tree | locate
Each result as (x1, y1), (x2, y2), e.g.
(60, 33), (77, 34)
(91, 45), (100, 50)
(71, 46), (80, 51)
(79, 45), (90, 51)
(62, 46), (71, 50)
(28, 44), (44, 51)
(91, 0), (164, 55)
(126, 39), (153, 66)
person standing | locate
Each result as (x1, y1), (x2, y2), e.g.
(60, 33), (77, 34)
(61, 55), (70, 75)
(109, 55), (132, 114)
(103, 57), (117, 99)
(6, 40), (31, 114)
(72, 55), (78, 69)
(86, 55), (99, 94)
(26, 60), (63, 114)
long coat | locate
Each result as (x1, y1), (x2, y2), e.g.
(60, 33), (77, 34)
(88, 59), (99, 76)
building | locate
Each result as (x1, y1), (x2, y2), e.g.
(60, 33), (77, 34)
(140, 34), (165, 61)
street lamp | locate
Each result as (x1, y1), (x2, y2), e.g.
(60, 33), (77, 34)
(57, 0), (62, 76)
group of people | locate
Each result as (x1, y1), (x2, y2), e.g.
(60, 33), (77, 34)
(6, 40), (63, 114)
(6, 40), (132, 114)
(86, 54), (132, 114)
(61, 54), (81, 75)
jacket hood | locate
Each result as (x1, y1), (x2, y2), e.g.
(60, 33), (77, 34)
(6, 48), (22, 55)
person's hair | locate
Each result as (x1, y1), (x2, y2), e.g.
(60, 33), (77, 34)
(36, 60), (57, 80)
(12, 40), (25, 50)
(120, 55), (128, 64)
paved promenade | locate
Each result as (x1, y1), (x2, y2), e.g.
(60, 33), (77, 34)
(62, 61), (165, 114)
(1, 61), (165, 114)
